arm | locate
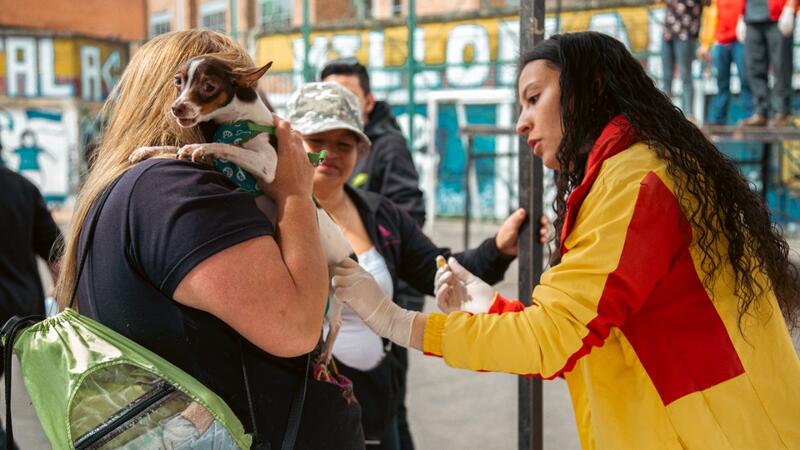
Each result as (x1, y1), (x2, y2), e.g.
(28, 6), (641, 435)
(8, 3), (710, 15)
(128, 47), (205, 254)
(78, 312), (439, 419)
(392, 204), (522, 294)
(697, 0), (717, 62)
(417, 173), (687, 376)
(174, 234), (325, 358)
(450, 207), (527, 285)
(175, 120), (328, 358)
(452, 239), (514, 286)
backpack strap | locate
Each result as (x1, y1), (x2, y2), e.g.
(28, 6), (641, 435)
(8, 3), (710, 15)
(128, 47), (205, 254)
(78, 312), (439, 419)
(68, 177), (123, 309)
(281, 353), (310, 450)
(240, 340), (310, 450)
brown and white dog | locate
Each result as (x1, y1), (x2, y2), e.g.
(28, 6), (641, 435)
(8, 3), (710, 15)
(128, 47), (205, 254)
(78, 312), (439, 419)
(130, 56), (351, 364)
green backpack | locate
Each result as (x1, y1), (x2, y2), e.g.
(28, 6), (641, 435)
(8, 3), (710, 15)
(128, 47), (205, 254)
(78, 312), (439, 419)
(1, 179), (309, 450)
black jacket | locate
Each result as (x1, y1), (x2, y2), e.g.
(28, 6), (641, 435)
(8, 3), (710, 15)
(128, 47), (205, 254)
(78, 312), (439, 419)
(339, 184), (512, 442)
(346, 183), (512, 304)
(0, 168), (61, 322)
(350, 101), (426, 226)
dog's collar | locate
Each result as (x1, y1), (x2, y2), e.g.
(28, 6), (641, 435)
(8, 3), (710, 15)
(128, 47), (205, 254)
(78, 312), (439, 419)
(213, 120), (275, 146)
(211, 120), (328, 196)
(211, 121), (274, 195)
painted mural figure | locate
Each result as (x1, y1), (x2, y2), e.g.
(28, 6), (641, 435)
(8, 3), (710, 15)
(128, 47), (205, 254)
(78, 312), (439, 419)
(14, 129), (54, 190)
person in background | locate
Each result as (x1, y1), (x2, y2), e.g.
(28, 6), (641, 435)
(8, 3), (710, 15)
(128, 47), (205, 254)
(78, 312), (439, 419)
(740, 0), (798, 126)
(320, 58), (425, 225)
(662, 0), (710, 121)
(332, 31), (800, 449)
(0, 165), (62, 449)
(320, 58), (426, 449)
(287, 81), (523, 449)
(698, 0), (752, 124)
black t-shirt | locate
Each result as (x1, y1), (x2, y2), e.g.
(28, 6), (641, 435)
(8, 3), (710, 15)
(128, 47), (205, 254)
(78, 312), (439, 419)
(77, 159), (363, 449)
(0, 167), (62, 321)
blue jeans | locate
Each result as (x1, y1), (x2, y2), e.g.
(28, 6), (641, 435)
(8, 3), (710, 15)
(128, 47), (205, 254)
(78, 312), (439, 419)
(662, 38), (697, 117)
(708, 41), (753, 124)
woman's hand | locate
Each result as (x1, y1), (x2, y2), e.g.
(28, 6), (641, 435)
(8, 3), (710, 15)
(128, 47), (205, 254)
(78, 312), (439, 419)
(495, 210), (550, 256)
(434, 257), (496, 314)
(331, 258), (418, 347)
(778, 5), (796, 37)
(261, 118), (314, 203)
(434, 258), (468, 313)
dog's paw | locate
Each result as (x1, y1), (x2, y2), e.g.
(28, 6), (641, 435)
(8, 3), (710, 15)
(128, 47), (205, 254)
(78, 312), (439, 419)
(177, 144), (212, 164)
(318, 211), (355, 265)
(129, 146), (173, 163)
(320, 315), (342, 365)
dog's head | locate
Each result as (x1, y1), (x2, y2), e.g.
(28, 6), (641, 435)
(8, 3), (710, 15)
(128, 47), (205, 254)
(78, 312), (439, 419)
(170, 56), (273, 128)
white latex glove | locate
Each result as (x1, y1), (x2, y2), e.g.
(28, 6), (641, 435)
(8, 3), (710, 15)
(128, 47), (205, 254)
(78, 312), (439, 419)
(331, 258), (418, 347)
(736, 16), (746, 43)
(434, 256), (467, 313)
(434, 257), (496, 314)
(778, 6), (796, 37)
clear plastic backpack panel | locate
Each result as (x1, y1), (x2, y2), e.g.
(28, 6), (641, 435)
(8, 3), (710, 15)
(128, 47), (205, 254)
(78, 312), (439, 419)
(69, 362), (240, 450)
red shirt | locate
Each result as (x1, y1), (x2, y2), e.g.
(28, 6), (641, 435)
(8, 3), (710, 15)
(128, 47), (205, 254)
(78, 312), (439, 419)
(769, 0), (789, 21)
(716, 0), (745, 44)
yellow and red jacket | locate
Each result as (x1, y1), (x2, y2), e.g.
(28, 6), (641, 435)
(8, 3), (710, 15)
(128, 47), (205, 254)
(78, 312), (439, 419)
(423, 117), (800, 449)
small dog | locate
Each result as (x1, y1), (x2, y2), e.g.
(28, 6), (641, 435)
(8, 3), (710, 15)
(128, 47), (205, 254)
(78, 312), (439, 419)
(130, 56), (351, 364)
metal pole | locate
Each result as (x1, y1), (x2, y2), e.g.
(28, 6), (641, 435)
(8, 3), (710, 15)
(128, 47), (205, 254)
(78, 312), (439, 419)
(229, 0), (238, 39)
(518, 0), (545, 449)
(406, 0), (416, 149)
(464, 135), (473, 250)
(302, 0), (312, 82)
(230, 0), (239, 40)
(762, 142), (771, 203)
(555, 0), (562, 33)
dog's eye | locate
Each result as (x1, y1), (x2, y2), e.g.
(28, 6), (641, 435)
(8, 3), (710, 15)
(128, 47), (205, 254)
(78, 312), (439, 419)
(203, 81), (218, 94)
(173, 75), (183, 88)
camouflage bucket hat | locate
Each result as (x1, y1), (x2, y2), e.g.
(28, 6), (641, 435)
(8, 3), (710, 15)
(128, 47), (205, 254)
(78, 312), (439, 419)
(286, 81), (371, 152)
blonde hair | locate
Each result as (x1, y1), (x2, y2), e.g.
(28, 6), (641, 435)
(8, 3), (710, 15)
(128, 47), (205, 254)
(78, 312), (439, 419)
(55, 30), (254, 308)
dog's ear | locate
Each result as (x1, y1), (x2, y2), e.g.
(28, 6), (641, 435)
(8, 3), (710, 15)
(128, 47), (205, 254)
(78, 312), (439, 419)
(231, 61), (273, 88)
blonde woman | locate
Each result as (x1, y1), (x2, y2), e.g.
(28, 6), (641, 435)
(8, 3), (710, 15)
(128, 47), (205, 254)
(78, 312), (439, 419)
(55, 31), (364, 448)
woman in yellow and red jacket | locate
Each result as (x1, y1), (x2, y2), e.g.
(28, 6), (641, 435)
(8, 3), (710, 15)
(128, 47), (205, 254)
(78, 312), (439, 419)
(331, 32), (800, 449)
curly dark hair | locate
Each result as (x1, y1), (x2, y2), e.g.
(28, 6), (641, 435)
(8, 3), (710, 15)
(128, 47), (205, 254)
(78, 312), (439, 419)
(520, 31), (799, 330)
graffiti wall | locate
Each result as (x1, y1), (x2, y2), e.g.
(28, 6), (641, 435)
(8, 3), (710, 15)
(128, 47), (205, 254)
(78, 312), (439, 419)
(0, 35), (127, 204)
(254, 5), (664, 218)
(256, 3), (800, 220)
(0, 36), (127, 101)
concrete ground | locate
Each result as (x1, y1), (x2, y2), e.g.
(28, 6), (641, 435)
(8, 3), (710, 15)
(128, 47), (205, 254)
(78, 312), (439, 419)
(2, 217), (799, 449)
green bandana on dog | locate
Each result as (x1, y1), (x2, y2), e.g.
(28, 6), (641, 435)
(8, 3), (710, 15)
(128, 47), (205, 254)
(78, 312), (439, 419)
(212, 120), (327, 194)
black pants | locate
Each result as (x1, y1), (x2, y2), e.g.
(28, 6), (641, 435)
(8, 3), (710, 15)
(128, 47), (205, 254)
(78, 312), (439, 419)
(745, 21), (794, 117)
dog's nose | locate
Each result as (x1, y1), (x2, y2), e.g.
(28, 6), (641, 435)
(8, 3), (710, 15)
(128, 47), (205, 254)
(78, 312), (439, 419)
(171, 103), (186, 117)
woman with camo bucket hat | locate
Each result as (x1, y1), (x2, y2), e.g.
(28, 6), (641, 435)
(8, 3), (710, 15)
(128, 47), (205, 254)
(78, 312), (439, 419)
(287, 81), (524, 449)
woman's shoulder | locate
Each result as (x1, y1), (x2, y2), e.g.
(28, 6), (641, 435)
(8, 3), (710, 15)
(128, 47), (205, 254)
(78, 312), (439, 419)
(126, 158), (226, 182)
(123, 158), (237, 197)
(597, 142), (669, 187)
